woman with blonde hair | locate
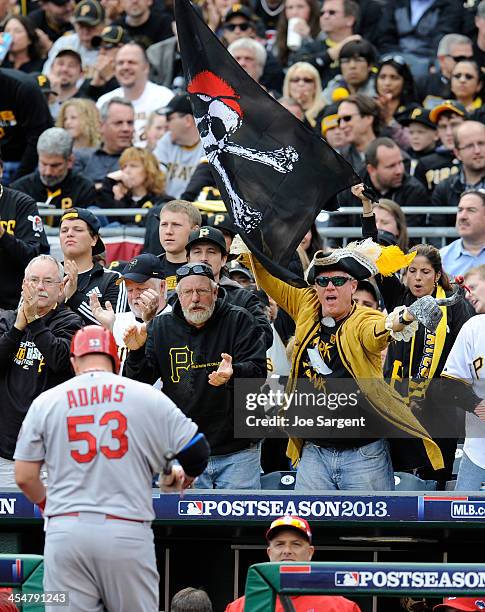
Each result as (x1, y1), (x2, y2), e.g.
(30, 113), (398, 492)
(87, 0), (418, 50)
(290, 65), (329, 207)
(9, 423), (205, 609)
(56, 99), (101, 149)
(99, 147), (170, 225)
(282, 62), (324, 129)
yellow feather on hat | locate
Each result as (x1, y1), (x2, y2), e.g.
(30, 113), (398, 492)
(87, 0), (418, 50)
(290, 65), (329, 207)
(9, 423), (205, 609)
(376, 245), (416, 276)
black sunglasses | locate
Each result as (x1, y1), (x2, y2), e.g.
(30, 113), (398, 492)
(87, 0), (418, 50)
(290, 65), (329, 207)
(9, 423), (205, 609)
(315, 276), (353, 287)
(224, 22), (252, 31)
(448, 54), (473, 63)
(176, 263), (214, 280)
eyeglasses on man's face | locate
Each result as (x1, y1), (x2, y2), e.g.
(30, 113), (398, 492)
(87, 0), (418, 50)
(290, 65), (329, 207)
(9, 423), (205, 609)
(26, 276), (62, 288)
(338, 113), (361, 124)
(224, 22), (253, 32)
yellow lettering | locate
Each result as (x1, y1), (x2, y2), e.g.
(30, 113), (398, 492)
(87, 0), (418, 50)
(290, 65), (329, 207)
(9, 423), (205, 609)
(169, 346), (194, 383)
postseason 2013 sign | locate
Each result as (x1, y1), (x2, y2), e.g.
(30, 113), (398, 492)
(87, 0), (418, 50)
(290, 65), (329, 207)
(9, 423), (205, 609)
(279, 564), (485, 596)
(2, 491), (485, 523)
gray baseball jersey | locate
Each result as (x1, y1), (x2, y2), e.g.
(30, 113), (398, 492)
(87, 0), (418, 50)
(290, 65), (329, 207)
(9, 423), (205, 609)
(15, 370), (197, 520)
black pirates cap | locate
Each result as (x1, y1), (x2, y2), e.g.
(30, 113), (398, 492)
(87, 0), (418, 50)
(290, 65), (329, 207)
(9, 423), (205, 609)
(186, 226), (228, 256)
(116, 254), (164, 284)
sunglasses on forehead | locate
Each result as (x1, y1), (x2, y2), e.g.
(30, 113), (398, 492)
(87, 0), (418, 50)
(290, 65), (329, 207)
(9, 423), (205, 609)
(177, 264), (213, 278)
(315, 276), (353, 287)
(380, 54), (406, 66)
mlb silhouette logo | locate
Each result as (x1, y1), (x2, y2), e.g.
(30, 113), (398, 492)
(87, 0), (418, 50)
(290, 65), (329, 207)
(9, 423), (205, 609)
(335, 572), (360, 586)
(89, 339), (101, 348)
(178, 501), (204, 515)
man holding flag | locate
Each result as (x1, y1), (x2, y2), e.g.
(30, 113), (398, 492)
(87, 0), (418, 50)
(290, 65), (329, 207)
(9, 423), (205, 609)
(172, 0), (444, 488)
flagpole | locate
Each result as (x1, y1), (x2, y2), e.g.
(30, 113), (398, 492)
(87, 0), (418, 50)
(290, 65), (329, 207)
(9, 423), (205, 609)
(248, 253), (260, 291)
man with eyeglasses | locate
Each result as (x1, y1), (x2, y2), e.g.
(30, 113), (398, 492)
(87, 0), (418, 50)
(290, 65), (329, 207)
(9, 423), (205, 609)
(123, 262), (267, 489)
(0, 254), (83, 486)
(221, 4), (257, 46)
(153, 94), (203, 199)
(240, 216), (443, 490)
(416, 33), (473, 104)
(186, 226), (273, 349)
(431, 121), (485, 227)
(291, 0), (360, 87)
(83, 25), (129, 101)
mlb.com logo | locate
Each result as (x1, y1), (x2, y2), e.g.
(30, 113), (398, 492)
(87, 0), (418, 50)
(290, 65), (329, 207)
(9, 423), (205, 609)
(335, 572), (360, 587)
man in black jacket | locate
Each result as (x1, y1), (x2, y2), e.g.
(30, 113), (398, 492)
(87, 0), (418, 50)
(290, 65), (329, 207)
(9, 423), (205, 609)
(186, 226), (273, 349)
(0, 254), (83, 485)
(0, 69), (53, 184)
(124, 262), (267, 489)
(11, 128), (96, 223)
(0, 162), (50, 309)
(60, 208), (128, 324)
(413, 100), (467, 193)
(431, 121), (485, 228)
(375, 0), (462, 78)
(329, 137), (428, 241)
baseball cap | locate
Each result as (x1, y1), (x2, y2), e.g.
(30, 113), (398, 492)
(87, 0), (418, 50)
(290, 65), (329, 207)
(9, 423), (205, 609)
(434, 597), (485, 610)
(74, 0), (105, 26)
(60, 208), (106, 256)
(429, 100), (467, 124)
(266, 516), (312, 543)
(206, 212), (237, 237)
(54, 48), (83, 67)
(159, 94), (192, 117)
(227, 260), (254, 281)
(186, 226), (228, 256)
(48, 0), (72, 6)
(36, 74), (57, 96)
(92, 25), (129, 49)
(399, 106), (436, 130)
(116, 254), (164, 284)
(224, 3), (255, 22)
(176, 262), (215, 283)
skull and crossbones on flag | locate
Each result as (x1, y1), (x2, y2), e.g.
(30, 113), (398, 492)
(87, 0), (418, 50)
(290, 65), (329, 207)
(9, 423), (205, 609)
(187, 70), (300, 233)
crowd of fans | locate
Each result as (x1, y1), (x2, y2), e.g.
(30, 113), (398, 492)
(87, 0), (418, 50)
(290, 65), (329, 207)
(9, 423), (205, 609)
(0, 0), (485, 495)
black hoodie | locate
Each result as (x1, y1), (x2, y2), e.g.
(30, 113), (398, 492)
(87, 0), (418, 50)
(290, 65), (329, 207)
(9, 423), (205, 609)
(0, 187), (50, 309)
(125, 296), (267, 455)
(0, 304), (83, 459)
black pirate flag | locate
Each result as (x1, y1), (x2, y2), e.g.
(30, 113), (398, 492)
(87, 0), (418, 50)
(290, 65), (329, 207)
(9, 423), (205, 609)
(174, 0), (361, 287)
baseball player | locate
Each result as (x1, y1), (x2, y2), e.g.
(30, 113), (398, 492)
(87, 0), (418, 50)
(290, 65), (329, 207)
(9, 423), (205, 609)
(441, 315), (485, 490)
(14, 325), (210, 612)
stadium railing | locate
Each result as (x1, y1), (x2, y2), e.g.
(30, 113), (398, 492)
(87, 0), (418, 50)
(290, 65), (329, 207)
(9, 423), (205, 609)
(37, 207), (459, 249)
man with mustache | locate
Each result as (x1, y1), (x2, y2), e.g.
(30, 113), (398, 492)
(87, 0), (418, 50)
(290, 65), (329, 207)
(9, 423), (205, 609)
(0, 254), (83, 485)
(440, 189), (485, 277)
(123, 262), (267, 489)
(11, 128), (96, 221)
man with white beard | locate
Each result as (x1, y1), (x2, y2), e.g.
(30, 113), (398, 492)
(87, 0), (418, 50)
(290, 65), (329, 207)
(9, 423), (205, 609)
(123, 262), (267, 489)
